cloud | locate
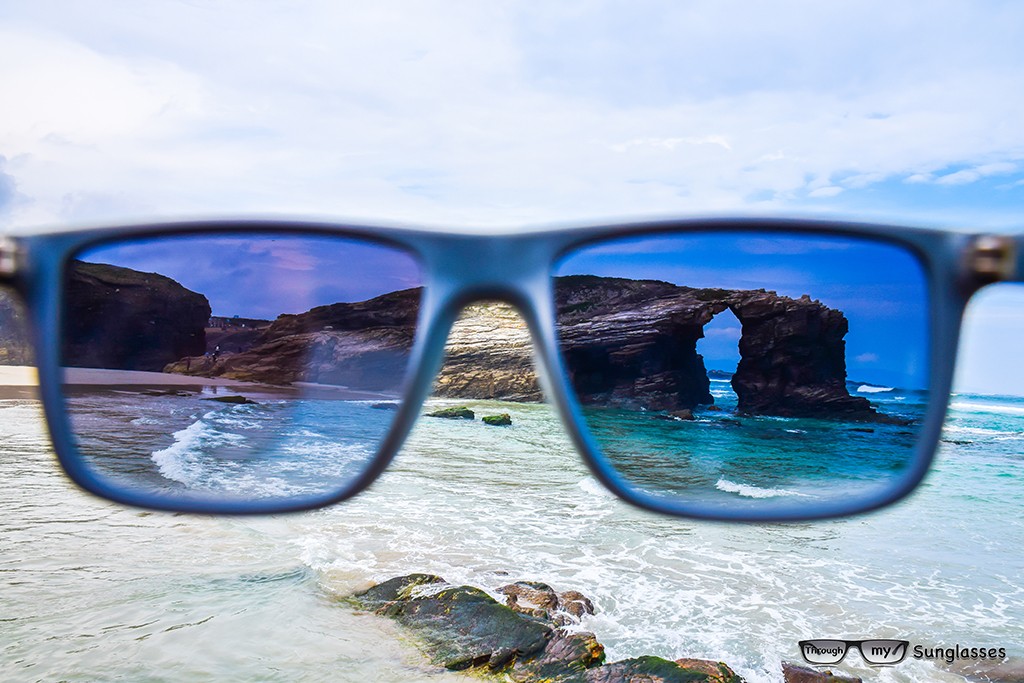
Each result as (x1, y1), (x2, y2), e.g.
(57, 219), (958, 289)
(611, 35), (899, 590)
(856, 352), (880, 363)
(0, 156), (15, 213)
(610, 135), (732, 153)
(0, 2), (1023, 230)
(704, 326), (742, 339)
(935, 162), (1018, 186)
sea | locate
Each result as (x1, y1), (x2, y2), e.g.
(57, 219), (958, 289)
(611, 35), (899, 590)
(1, 381), (1021, 682)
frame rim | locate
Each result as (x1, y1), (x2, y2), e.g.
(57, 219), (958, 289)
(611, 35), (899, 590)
(9, 216), (979, 519)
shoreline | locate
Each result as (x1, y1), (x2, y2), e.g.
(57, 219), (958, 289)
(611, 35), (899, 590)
(0, 365), (400, 402)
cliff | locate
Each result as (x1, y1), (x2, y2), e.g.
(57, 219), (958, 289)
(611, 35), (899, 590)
(62, 261), (210, 372)
(554, 276), (873, 418)
(161, 275), (872, 418)
(166, 287), (421, 391)
(0, 288), (32, 365)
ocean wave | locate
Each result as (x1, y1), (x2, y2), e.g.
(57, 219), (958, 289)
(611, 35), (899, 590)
(856, 384), (894, 394)
(943, 424), (1018, 437)
(576, 477), (615, 499)
(150, 413), (245, 486)
(949, 401), (1024, 417)
(715, 478), (808, 499)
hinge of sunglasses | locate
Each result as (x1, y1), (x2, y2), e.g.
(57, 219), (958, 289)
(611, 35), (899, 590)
(967, 234), (1017, 284)
(0, 236), (20, 282)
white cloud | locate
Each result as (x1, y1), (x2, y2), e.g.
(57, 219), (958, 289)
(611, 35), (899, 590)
(0, 1), (1022, 231)
(935, 162), (1018, 186)
(855, 352), (880, 363)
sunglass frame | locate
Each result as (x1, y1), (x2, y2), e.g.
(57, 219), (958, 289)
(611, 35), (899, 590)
(6, 217), (1014, 520)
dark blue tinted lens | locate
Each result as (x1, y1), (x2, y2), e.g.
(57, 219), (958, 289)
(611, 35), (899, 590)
(554, 232), (930, 516)
(60, 233), (422, 508)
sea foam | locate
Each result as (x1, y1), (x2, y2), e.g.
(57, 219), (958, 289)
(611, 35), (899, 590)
(857, 384), (894, 393)
(715, 478), (806, 499)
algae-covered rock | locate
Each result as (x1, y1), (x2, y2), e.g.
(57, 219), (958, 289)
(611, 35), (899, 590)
(782, 663), (861, 683)
(202, 395), (256, 405)
(483, 413), (512, 426)
(499, 581), (595, 627)
(353, 578), (549, 672)
(674, 658), (744, 683)
(351, 574), (745, 682)
(427, 406), (475, 420)
(583, 655), (723, 682)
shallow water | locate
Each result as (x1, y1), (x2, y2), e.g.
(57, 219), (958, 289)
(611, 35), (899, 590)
(1, 390), (1021, 682)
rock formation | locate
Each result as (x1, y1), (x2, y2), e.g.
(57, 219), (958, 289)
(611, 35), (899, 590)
(350, 574), (745, 683)
(62, 261), (210, 372)
(0, 288), (32, 365)
(165, 287), (421, 390)
(154, 272), (873, 419)
(554, 276), (874, 418)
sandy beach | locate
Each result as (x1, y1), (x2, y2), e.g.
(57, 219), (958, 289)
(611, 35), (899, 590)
(0, 365), (400, 402)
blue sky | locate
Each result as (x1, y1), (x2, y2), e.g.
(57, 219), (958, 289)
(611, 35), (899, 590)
(1, 1), (1022, 394)
(83, 234), (422, 319)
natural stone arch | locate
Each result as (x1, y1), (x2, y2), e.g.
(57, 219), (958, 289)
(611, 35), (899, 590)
(552, 276), (875, 419)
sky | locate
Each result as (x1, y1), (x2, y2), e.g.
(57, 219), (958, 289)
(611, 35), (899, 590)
(1, 1), (1022, 394)
(82, 234), (422, 319)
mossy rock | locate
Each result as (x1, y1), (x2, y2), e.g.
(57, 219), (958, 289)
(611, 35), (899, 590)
(482, 413), (512, 426)
(202, 395), (256, 405)
(427, 406), (475, 420)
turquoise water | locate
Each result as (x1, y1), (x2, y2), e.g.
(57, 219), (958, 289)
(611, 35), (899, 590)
(585, 379), (927, 511)
(1, 387), (1021, 682)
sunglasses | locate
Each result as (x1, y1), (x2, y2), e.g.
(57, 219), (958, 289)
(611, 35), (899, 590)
(799, 640), (910, 667)
(0, 218), (1018, 520)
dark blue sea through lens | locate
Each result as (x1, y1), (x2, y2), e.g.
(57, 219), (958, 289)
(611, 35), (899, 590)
(60, 233), (422, 507)
(553, 231), (930, 514)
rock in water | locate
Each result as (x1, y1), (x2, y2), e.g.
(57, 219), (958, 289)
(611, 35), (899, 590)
(63, 261), (210, 372)
(427, 406), (475, 420)
(782, 663), (862, 683)
(351, 574), (746, 682)
(675, 659), (744, 683)
(482, 413), (512, 426)
(554, 276), (875, 419)
(201, 395), (256, 405)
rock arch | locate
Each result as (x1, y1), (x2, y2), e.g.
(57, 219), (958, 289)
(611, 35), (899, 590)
(553, 275), (875, 418)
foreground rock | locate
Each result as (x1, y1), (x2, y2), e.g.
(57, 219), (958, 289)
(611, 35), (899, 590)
(350, 574), (745, 682)
(782, 663), (861, 682)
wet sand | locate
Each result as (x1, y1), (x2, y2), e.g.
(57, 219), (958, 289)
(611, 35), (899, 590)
(0, 365), (399, 402)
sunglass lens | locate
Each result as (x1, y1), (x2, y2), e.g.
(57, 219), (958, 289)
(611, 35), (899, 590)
(60, 232), (422, 510)
(553, 231), (930, 518)
(859, 640), (909, 665)
(800, 640), (849, 665)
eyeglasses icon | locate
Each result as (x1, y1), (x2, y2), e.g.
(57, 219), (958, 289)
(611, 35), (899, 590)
(799, 639), (910, 666)
(0, 218), (1019, 519)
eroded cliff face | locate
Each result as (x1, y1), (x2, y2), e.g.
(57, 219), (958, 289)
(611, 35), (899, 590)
(62, 261), (210, 372)
(554, 276), (873, 418)
(160, 275), (872, 418)
(166, 288), (421, 391)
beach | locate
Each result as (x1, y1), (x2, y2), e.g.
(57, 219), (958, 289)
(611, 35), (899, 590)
(0, 377), (1021, 682)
